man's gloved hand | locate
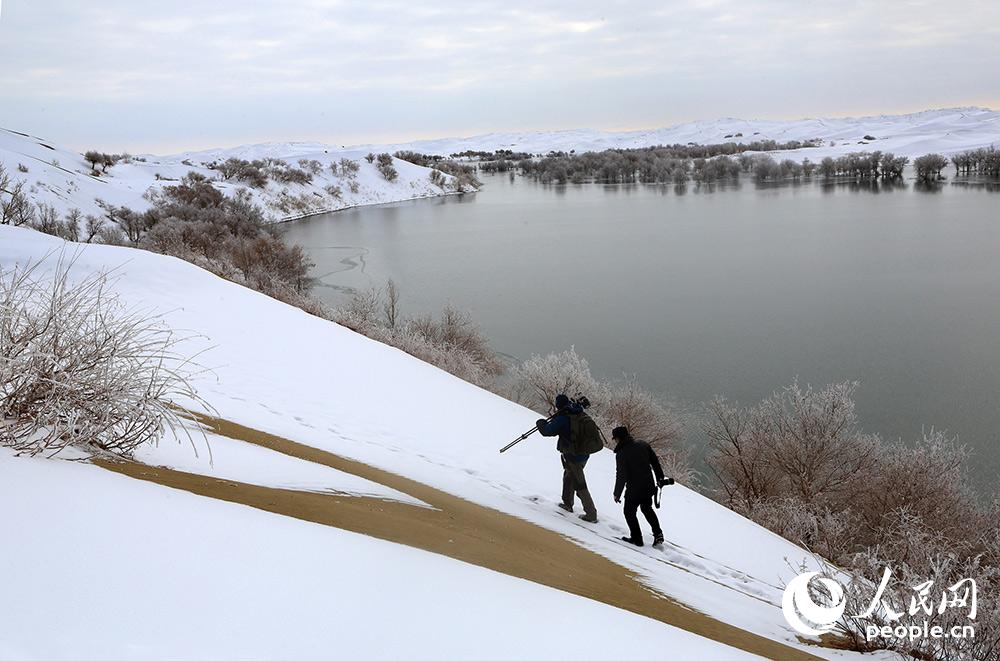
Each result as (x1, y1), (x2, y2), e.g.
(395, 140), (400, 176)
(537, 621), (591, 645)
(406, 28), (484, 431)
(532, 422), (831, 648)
(660, 477), (675, 487)
(536, 418), (547, 430)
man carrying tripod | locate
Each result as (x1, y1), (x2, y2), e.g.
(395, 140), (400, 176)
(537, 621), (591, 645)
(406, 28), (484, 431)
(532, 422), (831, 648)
(535, 394), (601, 523)
(612, 426), (673, 547)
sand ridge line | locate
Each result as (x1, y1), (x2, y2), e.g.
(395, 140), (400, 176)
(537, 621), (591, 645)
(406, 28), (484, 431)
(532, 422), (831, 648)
(95, 414), (824, 661)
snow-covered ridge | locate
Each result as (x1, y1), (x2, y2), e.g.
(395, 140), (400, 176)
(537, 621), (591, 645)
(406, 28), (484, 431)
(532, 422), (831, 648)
(356, 106), (1000, 160)
(0, 128), (462, 223)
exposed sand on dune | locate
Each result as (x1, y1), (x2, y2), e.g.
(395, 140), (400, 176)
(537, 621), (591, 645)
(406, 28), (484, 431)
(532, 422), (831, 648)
(97, 415), (824, 661)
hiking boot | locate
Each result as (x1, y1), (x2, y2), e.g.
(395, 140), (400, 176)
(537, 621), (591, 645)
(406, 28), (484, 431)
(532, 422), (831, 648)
(557, 503), (573, 514)
(579, 513), (598, 523)
(621, 536), (644, 547)
(652, 533), (664, 546)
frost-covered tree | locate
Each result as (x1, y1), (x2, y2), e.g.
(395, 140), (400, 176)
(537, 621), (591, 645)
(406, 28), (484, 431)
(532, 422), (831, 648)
(509, 348), (601, 412)
(83, 150), (103, 173)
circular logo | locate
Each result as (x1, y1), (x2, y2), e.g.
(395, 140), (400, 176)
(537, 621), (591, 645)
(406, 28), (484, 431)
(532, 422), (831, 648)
(782, 571), (847, 636)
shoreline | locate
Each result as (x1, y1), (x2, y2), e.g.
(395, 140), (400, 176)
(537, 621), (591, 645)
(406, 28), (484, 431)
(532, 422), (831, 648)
(274, 187), (477, 224)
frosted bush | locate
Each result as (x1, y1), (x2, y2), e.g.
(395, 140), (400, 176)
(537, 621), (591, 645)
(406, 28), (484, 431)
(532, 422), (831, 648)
(0, 257), (208, 458)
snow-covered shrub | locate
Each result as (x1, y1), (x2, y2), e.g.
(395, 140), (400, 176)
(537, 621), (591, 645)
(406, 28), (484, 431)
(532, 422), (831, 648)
(856, 431), (980, 546)
(375, 153), (398, 182)
(214, 157), (269, 187)
(705, 381), (877, 510)
(266, 159), (312, 185)
(707, 382), (987, 563)
(0, 258), (207, 458)
(705, 379), (999, 655)
(433, 160), (481, 191)
(334, 284), (503, 389)
(16, 163), (28, 173)
(827, 514), (1000, 661)
(600, 376), (690, 480)
(408, 305), (502, 376)
(428, 169), (447, 188)
(394, 151), (441, 168)
(134, 175), (314, 299)
(509, 348), (601, 412)
(338, 158), (359, 178)
(741, 497), (859, 561)
(324, 184), (343, 199)
(297, 159), (322, 175)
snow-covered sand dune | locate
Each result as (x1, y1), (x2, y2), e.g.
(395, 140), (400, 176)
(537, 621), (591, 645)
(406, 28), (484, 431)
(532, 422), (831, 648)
(362, 106), (1000, 161)
(0, 128), (462, 223)
(0, 226), (897, 660)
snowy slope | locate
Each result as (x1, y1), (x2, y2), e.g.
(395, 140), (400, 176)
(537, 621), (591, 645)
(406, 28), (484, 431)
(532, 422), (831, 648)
(0, 445), (755, 661)
(0, 128), (462, 224)
(359, 106), (1000, 161)
(0, 226), (890, 660)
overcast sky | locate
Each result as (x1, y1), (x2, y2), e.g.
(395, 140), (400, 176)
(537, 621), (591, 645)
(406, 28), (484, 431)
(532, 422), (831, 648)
(1, 0), (998, 153)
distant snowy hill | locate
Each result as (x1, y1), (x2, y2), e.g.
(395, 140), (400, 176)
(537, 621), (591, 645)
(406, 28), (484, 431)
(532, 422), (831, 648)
(5, 107), (996, 229)
(0, 128), (462, 223)
(360, 106), (1000, 161)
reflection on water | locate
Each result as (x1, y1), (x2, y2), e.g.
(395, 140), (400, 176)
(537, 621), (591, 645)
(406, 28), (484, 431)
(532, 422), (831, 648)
(283, 174), (1000, 490)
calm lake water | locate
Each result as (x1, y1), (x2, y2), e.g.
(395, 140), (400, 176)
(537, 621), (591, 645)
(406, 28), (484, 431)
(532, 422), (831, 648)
(282, 175), (1000, 490)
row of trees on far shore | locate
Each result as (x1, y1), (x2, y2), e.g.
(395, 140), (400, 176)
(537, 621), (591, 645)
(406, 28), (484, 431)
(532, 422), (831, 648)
(458, 145), (997, 185)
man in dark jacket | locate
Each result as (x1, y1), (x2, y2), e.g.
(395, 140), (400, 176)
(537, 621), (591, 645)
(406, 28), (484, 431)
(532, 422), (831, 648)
(536, 394), (598, 523)
(612, 426), (667, 546)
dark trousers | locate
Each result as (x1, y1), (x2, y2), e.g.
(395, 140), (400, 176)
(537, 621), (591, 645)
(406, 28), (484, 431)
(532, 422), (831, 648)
(624, 490), (661, 543)
(561, 455), (597, 518)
